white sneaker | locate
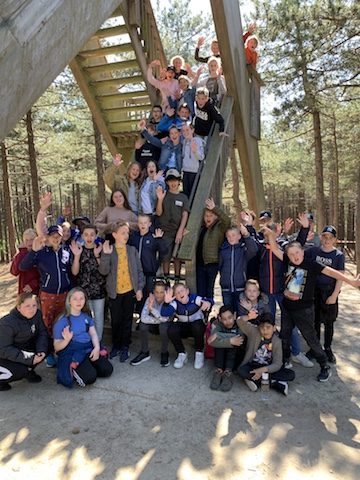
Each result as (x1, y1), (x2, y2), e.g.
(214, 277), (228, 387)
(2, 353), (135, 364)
(291, 352), (314, 368)
(174, 352), (188, 369)
(244, 378), (258, 392)
(194, 351), (204, 369)
(284, 361), (293, 369)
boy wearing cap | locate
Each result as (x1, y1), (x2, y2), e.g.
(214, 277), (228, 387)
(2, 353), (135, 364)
(147, 60), (179, 113)
(19, 226), (72, 367)
(156, 170), (190, 285)
(306, 226), (345, 364)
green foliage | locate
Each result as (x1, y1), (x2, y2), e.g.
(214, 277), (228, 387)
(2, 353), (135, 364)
(154, 0), (213, 63)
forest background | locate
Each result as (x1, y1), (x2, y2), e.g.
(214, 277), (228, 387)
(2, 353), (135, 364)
(0, 0), (359, 267)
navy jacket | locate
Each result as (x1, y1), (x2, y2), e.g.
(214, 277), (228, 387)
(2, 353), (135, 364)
(142, 129), (183, 172)
(128, 232), (168, 275)
(219, 236), (258, 292)
(19, 247), (72, 294)
(0, 308), (48, 366)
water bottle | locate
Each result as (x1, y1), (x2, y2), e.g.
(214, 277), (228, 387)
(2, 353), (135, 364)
(261, 372), (270, 401)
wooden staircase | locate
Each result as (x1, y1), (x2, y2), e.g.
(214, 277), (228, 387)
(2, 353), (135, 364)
(69, 0), (166, 158)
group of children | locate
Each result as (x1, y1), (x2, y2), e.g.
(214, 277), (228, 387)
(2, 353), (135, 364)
(2, 33), (360, 395)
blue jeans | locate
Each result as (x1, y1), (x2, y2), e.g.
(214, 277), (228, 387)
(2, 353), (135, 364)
(222, 291), (241, 317)
(196, 263), (218, 299)
(88, 298), (106, 341)
(268, 292), (300, 356)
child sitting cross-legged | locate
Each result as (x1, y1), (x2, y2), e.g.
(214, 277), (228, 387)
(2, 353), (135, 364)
(237, 310), (295, 396)
(207, 305), (244, 392)
(130, 281), (173, 368)
(161, 282), (214, 369)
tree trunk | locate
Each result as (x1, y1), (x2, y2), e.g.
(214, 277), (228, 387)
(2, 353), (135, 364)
(76, 183), (82, 216)
(313, 110), (325, 232)
(332, 115), (339, 231)
(356, 166), (360, 274)
(93, 117), (106, 212)
(26, 109), (40, 218)
(230, 148), (243, 224)
(1, 141), (16, 259)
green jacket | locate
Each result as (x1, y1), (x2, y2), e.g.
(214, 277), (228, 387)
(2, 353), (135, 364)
(201, 206), (231, 264)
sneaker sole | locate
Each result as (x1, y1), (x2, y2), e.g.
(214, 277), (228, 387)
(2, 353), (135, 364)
(130, 356), (151, 366)
(317, 370), (332, 382)
(244, 379), (258, 392)
(174, 357), (188, 369)
(160, 362), (170, 367)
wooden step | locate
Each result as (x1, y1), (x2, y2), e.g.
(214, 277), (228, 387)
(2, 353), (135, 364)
(96, 90), (150, 103)
(79, 43), (134, 58)
(102, 104), (152, 114)
(90, 75), (144, 88)
(92, 24), (128, 39)
(83, 59), (139, 74)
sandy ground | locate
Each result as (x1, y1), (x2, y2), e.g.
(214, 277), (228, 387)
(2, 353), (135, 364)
(0, 262), (360, 480)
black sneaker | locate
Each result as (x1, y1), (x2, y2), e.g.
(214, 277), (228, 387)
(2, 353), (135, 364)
(130, 351), (151, 366)
(210, 369), (223, 390)
(271, 380), (288, 396)
(220, 371), (233, 392)
(26, 370), (42, 383)
(0, 383), (11, 391)
(160, 352), (170, 367)
(119, 347), (130, 363)
(317, 365), (332, 382)
(109, 347), (120, 359)
(325, 348), (336, 364)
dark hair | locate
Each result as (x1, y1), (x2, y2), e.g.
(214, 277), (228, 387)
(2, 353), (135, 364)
(179, 103), (190, 113)
(80, 223), (98, 234)
(219, 305), (234, 316)
(110, 189), (132, 210)
(152, 105), (162, 112)
(267, 222), (278, 233)
(16, 293), (37, 307)
(153, 280), (167, 290)
(258, 312), (275, 326)
(145, 159), (159, 173)
(169, 125), (181, 132)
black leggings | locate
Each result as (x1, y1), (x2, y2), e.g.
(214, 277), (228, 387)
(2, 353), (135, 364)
(167, 320), (205, 353)
(0, 359), (32, 384)
(73, 355), (113, 385)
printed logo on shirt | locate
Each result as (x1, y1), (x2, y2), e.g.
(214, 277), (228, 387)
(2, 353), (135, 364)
(175, 200), (184, 207)
(195, 108), (209, 121)
(61, 250), (70, 264)
(30, 324), (36, 333)
(283, 266), (307, 301)
(315, 255), (333, 267)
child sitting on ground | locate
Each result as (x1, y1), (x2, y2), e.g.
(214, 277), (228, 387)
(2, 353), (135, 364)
(207, 305), (244, 392)
(130, 281), (172, 368)
(237, 311), (295, 396)
(161, 282), (214, 369)
(238, 279), (270, 323)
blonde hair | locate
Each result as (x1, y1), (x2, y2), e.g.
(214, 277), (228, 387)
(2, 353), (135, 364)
(245, 35), (259, 48)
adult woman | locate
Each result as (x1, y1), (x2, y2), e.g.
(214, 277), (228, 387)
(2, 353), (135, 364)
(0, 293), (48, 391)
(94, 189), (138, 237)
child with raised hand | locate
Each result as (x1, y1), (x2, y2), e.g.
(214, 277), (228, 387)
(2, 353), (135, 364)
(98, 221), (145, 363)
(170, 55), (196, 80)
(218, 224), (258, 316)
(195, 37), (220, 64)
(147, 60), (180, 113)
(103, 154), (142, 215)
(155, 170), (190, 285)
(138, 161), (165, 216)
(19, 225), (72, 368)
(245, 35), (259, 68)
(130, 281), (172, 367)
(139, 119), (183, 173)
(161, 282), (214, 370)
(238, 279), (270, 323)
(70, 224), (106, 341)
(10, 228), (40, 295)
(196, 56), (226, 106)
(181, 122), (205, 198)
(135, 124), (161, 172)
(263, 224), (360, 382)
(237, 310), (295, 396)
(157, 104), (192, 134)
(53, 287), (113, 388)
(196, 197), (231, 299)
(128, 214), (168, 306)
(208, 305), (244, 392)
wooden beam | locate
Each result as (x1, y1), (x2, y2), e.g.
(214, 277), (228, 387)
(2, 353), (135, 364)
(79, 43), (133, 58)
(210, 0), (265, 216)
(92, 24), (128, 39)
(90, 75), (144, 88)
(96, 90), (149, 102)
(84, 59), (139, 74)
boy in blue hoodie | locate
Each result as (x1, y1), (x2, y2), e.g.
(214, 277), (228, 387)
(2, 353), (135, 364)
(218, 224), (258, 316)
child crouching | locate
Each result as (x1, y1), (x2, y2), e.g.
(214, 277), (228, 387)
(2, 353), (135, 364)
(130, 281), (172, 367)
(237, 311), (295, 396)
(207, 305), (244, 392)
